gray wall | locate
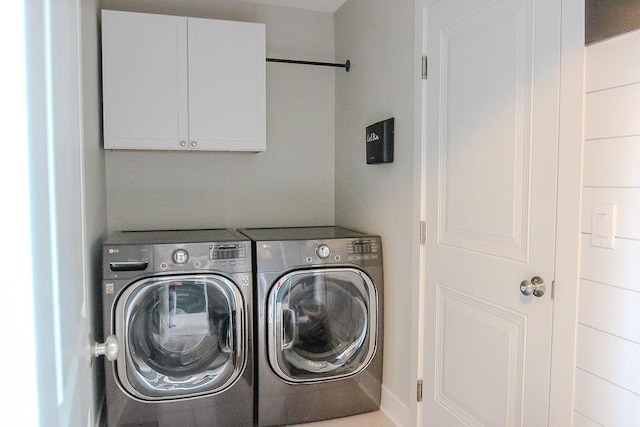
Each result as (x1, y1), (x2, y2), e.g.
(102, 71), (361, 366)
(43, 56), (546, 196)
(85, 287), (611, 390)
(101, 0), (336, 231)
(334, 0), (415, 420)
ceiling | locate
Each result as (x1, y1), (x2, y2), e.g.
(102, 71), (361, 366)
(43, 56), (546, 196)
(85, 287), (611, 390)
(240, 0), (348, 13)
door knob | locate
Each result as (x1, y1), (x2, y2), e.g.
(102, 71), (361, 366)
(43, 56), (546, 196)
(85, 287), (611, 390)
(91, 335), (119, 362)
(520, 276), (546, 297)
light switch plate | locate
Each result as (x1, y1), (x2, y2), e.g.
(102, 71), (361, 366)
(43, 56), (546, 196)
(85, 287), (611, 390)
(591, 203), (617, 249)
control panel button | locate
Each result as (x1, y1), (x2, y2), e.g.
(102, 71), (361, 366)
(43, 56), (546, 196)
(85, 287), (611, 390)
(316, 244), (331, 259)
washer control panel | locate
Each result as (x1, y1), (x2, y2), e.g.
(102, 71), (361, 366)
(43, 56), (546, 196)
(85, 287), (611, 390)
(154, 242), (250, 273)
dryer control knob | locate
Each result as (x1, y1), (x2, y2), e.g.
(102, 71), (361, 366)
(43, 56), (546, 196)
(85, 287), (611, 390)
(316, 244), (331, 259)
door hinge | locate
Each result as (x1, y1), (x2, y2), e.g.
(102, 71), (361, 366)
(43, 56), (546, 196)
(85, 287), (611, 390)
(420, 221), (427, 245)
(551, 279), (556, 300)
(421, 56), (428, 80)
(417, 379), (424, 402)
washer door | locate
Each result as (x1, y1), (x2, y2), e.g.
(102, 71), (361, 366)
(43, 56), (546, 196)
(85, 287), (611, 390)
(267, 268), (378, 383)
(114, 274), (246, 400)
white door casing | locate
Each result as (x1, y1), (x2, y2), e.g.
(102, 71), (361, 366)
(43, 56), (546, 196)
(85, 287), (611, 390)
(419, 0), (561, 425)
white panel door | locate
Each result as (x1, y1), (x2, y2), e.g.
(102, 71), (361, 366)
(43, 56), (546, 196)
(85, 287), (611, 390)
(188, 18), (266, 151)
(420, 0), (560, 425)
(24, 0), (95, 424)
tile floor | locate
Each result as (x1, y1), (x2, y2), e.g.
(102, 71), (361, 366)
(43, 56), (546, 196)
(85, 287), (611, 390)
(288, 411), (396, 427)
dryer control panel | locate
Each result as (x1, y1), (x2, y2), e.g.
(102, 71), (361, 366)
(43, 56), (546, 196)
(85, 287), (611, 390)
(347, 239), (381, 262)
(299, 238), (382, 267)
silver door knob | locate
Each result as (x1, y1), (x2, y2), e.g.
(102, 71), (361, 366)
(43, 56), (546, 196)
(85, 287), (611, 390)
(91, 335), (119, 362)
(520, 276), (546, 297)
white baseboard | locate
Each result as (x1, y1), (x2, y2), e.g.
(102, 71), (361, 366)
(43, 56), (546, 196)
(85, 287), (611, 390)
(380, 384), (410, 427)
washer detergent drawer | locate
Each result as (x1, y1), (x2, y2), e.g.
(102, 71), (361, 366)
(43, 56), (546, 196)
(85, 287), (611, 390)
(114, 274), (246, 400)
(267, 267), (378, 383)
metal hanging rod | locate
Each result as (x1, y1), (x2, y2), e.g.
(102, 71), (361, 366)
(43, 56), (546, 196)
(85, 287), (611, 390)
(266, 58), (351, 72)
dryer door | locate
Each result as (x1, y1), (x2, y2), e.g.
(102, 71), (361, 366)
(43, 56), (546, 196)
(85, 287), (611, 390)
(114, 274), (246, 400)
(267, 268), (378, 383)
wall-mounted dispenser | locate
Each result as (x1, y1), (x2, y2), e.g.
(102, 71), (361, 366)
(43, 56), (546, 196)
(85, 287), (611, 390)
(366, 118), (394, 164)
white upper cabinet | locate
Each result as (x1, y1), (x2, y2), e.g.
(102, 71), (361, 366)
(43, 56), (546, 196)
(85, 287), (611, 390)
(101, 10), (266, 152)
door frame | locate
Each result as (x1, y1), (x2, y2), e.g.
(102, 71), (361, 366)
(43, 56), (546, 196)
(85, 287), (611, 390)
(410, 0), (584, 425)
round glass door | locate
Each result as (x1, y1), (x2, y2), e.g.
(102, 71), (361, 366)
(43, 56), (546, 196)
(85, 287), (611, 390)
(114, 274), (246, 400)
(267, 268), (378, 383)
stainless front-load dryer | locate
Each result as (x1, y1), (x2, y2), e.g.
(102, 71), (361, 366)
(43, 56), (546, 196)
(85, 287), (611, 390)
(98, 229), (253, 426)
(238, 226), (383, 426)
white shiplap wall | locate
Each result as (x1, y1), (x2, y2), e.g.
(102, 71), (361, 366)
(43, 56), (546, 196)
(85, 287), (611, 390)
(575, 29), (640, 426)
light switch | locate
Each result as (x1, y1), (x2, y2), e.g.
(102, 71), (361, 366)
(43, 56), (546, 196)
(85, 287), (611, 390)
(595, 213), (607, 237)
(591, 203), (617, 249)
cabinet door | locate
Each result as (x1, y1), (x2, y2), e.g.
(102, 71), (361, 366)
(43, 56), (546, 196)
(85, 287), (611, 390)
(187, 18), (266, 151)
(101, 10), (189, 150)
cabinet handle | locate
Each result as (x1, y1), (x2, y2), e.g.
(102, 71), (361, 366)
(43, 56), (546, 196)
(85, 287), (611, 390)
(179, 140), (187, 147)
(190, 140), (197, 147)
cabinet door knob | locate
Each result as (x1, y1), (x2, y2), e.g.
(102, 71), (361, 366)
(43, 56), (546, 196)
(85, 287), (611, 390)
(179, 140), (187, 147)
(190, 140), (197, 147)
